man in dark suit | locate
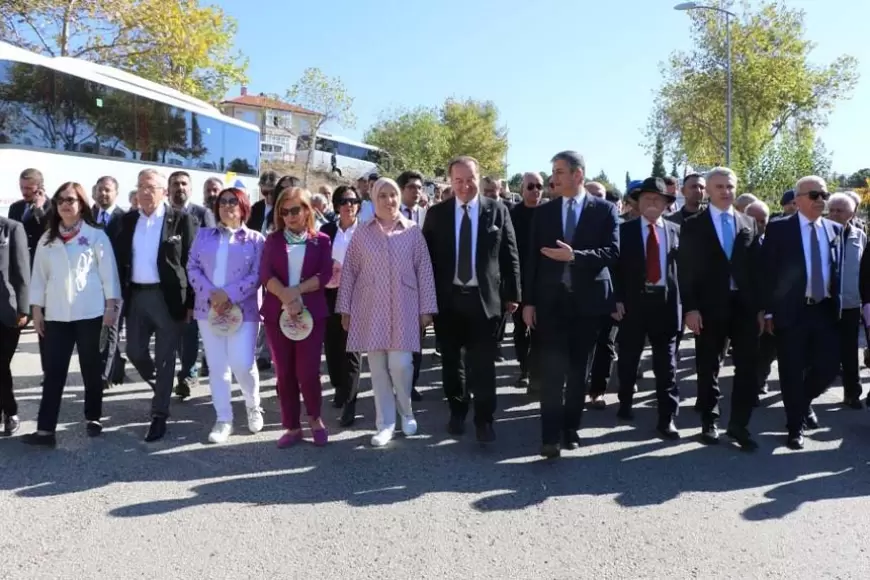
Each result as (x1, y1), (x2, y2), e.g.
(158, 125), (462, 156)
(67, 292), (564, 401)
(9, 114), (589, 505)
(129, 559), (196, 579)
(92, 176), (126, 230)
(678, 167), (761, 451)
(9, 168), (52, 261)
(422, 155), (521, 443)
(167, 170), (214, 397)
(523, 151), (619, 458)
(247, 170), (280, 235)
(0, 216), (30, 436)
(666, 173), (706, 226)
(611, 178), (682, 439)
(764, 176), (843, 450)
(112, 168), (196, 442)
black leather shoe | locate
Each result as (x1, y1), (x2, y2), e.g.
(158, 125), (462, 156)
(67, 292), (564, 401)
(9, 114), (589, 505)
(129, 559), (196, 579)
(145, 417), (167, 442)
(804, 412), (820, 430)
(657, 420), (680, 440)
(540, 444), (561, 459)
(476, 423), (496, 443)
(2, 414), (20, 436)
(700, 423), (720, 445)
(411, 388), (422, 402)
(174, 378), (193, 401)
(616, 407), (634, 421)
(447, 416), (466, 436)
(843, 397), (864, 410)
(561, 430), (581, 450)
(21, 432), (56, 447)
(726, 426), (758, 451)
(86, 421), (103, 437)
(331, 397), (345, 409)
(339, 401), (356, 427)
(786, 432), (805, 450)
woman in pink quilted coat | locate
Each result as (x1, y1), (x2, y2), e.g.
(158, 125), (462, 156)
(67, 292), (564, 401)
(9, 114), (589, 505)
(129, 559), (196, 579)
(336, 178), (438, 447)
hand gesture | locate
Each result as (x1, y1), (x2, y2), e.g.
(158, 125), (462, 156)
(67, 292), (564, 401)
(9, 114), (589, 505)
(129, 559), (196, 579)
(504, 301), (519, 314)
(611, 302), (625, 322)
(685, 310), (703, 335)
(522, 305), (536, 329)
(540, 240), (575, 263)
(32, 308), (45, 337)
(210, 289), (229, 308)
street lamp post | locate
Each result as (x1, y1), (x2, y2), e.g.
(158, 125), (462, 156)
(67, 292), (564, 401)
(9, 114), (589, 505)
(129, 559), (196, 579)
(674, 2), (736, 167)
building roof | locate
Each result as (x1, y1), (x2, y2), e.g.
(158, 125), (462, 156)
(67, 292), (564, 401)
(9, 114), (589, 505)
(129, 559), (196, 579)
(221, 94), (320, 117)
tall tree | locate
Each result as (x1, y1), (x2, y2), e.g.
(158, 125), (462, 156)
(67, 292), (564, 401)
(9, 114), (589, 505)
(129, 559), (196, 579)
(625, 171), (632, 190)
(441, 98), (508, 176)
(651, 135), (667, 178)
(0, 0), (248, 102)
(590, 170), (618, 192)
(364, 107), (449, 177)
(508, 173), (524, 192)
(647, 1), (857, 184)
(286, 67), (356, 185)
(846, 169), (870, 189)
(748, 128), (831, 204)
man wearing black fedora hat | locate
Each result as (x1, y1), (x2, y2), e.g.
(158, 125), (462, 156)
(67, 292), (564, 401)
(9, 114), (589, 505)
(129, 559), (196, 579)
(611, 177), (682, 439)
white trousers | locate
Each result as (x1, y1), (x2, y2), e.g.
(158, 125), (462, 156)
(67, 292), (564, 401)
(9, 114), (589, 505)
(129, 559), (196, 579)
(200, 321), (261, 422)
(367, 350), (414, 431)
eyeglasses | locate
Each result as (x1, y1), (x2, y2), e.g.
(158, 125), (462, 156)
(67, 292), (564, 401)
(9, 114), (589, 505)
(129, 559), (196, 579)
(337, 198), (361, 206)
(54, 196), (78, 206)
(804, 190), (830, 201)
(527, 183), (543, 191)
(218, 197), (240, 207)
(280, 206), (304, 217)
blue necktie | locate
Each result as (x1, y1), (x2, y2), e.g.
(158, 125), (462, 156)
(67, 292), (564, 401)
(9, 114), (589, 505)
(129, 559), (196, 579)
(721, 212), (734, 259)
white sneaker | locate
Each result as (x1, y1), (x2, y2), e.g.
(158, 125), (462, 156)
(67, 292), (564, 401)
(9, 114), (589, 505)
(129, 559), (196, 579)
(371, 428), (394, 447)
(247, 407), (264, 433)
(401, 416), (418, 436)
(208, 421), (233, 443)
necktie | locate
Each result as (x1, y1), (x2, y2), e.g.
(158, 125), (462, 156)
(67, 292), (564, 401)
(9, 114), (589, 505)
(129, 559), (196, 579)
(809, 222), (826, 301)
(405, 207), (413, 220)
(562, 199), (577, 287)
(720, 212), (734, 259)
(646, 223), (661, 284)
(457, 204), (473, 284)
(101, 211), (109, 226)
(21, 204), (32, 222)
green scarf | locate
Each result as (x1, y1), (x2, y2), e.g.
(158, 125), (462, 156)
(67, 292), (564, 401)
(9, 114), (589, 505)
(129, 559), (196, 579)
(283, 229), (308, 245)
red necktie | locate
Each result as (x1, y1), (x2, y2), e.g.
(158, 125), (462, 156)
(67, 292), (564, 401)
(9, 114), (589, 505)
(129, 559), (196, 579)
(646, 223), (661, 284)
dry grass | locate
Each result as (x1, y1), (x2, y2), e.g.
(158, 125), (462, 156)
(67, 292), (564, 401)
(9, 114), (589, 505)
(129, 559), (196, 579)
(261, 161), (350, 192)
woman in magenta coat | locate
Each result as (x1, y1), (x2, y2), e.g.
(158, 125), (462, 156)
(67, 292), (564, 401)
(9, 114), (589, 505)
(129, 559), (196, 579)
(260, 187), (333, 448)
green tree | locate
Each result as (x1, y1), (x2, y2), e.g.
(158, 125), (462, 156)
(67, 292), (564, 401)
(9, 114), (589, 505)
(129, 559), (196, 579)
(747, 128), (831, 204)
(590, 170), (618, 192)
(0, 0), (248, 103)
(508, 172), (524, 192)
(286, 67), (356, 185)
(846, 169), (870, 188)
(647, 1), (857, 183)
(441, 98), (508, 176)
(364, 107), (449, 177)
(651, 135), (667, 178)
(625, 171), (632, 190)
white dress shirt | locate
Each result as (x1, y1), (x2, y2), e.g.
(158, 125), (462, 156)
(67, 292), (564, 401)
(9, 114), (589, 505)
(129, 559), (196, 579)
(401, 204), (426, 227)
(287, 242), (307, 287)
(640, 216), (667, 286)
(131, 202), (166, 284)
(453, 195), (480, 286)
(262, 203), (273, 235)
(358, 200), (375, 224)
(331, 221), (357, 265)
(561, 193), (585, 236)
(798, 212), (831, 298)
(212, 227), (240, 288)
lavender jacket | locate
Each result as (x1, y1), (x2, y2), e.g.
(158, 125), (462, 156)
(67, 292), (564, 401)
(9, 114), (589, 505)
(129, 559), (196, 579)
(187, 226), (266, 322)
(259, 230), (333, 324)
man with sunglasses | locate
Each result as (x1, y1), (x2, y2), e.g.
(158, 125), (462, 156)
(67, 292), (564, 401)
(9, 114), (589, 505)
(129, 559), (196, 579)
(762, 175), (843, 450)
(510, 172), (544, 392)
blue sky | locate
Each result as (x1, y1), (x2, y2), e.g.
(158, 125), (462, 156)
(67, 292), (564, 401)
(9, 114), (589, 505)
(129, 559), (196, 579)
(216, 0), (869, 183)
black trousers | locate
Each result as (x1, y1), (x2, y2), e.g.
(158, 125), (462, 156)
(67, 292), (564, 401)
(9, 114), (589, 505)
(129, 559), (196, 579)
(694, 293), (758, 429)
(536, 289), (601, 445)
(0, 324), (21, 417)
(412, 326), (427, 387)
(839, 308), (862, 400)
(776, 300), (841, 433)
(38, 317), (104, 432)
(757, 332), (777, 391)
(588, 315), (618, 397)
(512, 308), (534, 377)
(99, 307), (125, 384)
(434, 287), (499, 426)
(323, 312), (361, 404)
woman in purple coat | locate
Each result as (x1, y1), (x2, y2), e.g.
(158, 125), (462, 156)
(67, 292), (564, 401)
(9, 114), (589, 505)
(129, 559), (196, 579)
(260, 187), (333, 448)
(187, 187), (265, 444)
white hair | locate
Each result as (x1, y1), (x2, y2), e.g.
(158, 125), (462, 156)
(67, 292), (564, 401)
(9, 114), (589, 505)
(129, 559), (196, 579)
(522, 171), (543, 182)
(204, 177), (224, 187)
(794, 175), (826, 193)
(705, 166), (738, 183)
(828, 192), (857, 213)
(744, 200), (770, 216)
(843, 190), (861, 209)
(137, 168), (167, 186)
(735, 193), (758, 209)
(310, 193), (328, 207)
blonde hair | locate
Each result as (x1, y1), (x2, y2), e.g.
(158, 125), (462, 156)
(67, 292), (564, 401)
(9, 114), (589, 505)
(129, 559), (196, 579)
(273, 186), (317, 235)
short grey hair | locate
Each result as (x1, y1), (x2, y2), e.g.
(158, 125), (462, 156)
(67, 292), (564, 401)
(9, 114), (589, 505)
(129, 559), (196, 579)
(204, 177), (224, 188)
(137, 168), (167, 186)
(551, 150), (586, 174)
(843, 190), (861, 210)
(522, 171), (544, 182)
(795, 175), (827, 193)
(735, 193), (758, 210)
(744, 200), (770, 216)
(128, 189), (137, 201)
(828, 192), (857, 213)
(310, 193), (328, 207)
(705, 166), (738, 183)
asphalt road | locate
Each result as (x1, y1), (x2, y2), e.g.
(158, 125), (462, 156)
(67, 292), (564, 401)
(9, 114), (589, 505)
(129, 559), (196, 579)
(2, 326), (870, 580)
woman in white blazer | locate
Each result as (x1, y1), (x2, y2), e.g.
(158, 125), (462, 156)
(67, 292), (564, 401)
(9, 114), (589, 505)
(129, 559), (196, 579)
(23, 182), (121, 447)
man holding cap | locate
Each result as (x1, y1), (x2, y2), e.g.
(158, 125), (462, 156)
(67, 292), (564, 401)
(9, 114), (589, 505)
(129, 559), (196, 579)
(611, 177), (682, 439)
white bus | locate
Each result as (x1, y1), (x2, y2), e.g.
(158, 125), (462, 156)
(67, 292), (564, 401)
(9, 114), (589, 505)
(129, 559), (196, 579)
(295, 133), (383, 179)
(0, 41), (260, 216)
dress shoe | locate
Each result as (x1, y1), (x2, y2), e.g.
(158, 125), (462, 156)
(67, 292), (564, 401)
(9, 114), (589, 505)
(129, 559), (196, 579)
(86, 421), (103, 437)
(804, 411), (820, 430)
(561, 430), (581, 450)
(174, 377), (194, 401)
(256, 358), (272, 371)
(331, 397), (345, 409)
(616, 406), (634, 421)
(312, 427), (329, 447)
(786, 432), (805, 450)
(589, 395), (606, 410)
(447, 415), (466, 436)
(843, 397), (864, 410)
(758, 383), (769, 395)
(21, 432), (56, 447)
(339, 401), (357, 427)
(2, 414), (20, 436)
(700, 422), (720, 445)
(411, 388), (422, 402)
(540, 444), (561, 459)
(725, 426), (758, 451)
(144, 417), (167, 442)
(516, 374), (530, 389)
(198, 364), (209, 378)
(656, 420), (680, 440)
(475, 423), (496, 443)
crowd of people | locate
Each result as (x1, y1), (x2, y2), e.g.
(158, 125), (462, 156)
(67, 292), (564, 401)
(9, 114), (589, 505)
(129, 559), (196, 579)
(0, 151), (866, 458)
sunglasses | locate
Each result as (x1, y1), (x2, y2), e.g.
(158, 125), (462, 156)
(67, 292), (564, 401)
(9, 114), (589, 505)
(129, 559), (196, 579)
(527, 183), (543, 191)
(218, 197), (239, 207)
(280, 206), (304, 217)
(805, 190), (830, 201)
(337, 198), (361, 206)
(54, 196), (78, 206)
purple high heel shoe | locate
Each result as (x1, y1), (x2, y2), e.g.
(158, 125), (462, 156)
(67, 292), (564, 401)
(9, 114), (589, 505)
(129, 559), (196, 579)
(311, 427), (329, 447)
(277, 430), (303, 449)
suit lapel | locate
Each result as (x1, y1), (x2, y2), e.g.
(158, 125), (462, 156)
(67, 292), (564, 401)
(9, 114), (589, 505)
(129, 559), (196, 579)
(160, 206), (175, 242)
(476, 197), (491, 272)
(447, 198), (457, 272)
(704, 209), (729, 262)
(571, 195), (593, 245)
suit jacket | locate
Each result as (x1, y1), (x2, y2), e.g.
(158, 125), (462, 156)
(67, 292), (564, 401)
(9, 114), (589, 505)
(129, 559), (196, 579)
(677, 207), (761, 316)
(665, 206), (702, 226)
(0, 216), (30, 327)
(259, 230), (333, 323)
(112, 206), (197, 320)
(247, 200), (270, 233)
(614, 218), (682, 333)
(524, 195), (619, 317)
(764, 213), (843, 329)
(9, 199), (51, 260)
(92, 205), (125, 228)
(179, 203), (215, 229)
(509, 203), (537, 279)
(421, 195), (521, 319)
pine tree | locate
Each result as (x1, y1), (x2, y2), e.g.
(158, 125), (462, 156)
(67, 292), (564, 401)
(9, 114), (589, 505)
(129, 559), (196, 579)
(625, 171), (631, 190)
(651, 136), (667, 178)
